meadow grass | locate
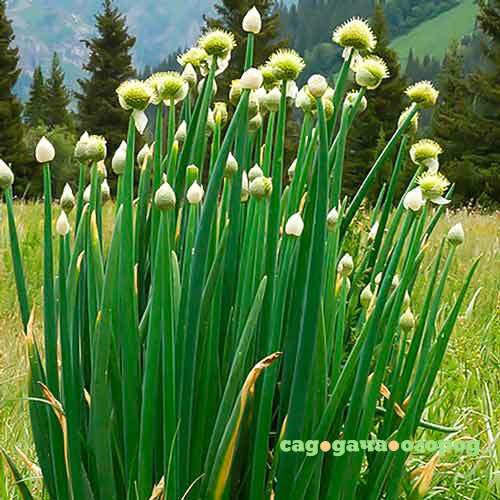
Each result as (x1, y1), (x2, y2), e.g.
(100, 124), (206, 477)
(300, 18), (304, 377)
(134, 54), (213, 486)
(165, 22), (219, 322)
(0, 204), (498, 499)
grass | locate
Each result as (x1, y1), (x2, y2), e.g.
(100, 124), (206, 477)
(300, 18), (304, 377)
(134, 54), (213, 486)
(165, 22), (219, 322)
(0, 203), (498, 498)
(391, 0), (478, 69)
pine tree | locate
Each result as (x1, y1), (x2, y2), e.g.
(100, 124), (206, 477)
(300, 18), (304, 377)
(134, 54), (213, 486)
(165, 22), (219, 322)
(204, 0), (285, 99)
(76, 0), (135, 153)
(24, 65), (47, 127)
(0, 0), (26, 180)
(46, 53), (72, 129)
(344, 3), (407, 197)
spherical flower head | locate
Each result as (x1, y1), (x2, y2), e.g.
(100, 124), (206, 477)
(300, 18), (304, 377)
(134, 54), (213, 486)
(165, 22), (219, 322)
(75, 132), (91, 161)
(354, 56), (389, 90)
(187, 181), (204, 205)
(112, 141), (127, 175)
(56, 211), (71, 236)
(307, 74), (328, 98)
(198, 29), (236, 58)
(242, 6), (262, 34)
(398, 106), (419, 134)
(285, 213), (304, 237)
(332, 17), (376, 52)
(410, 139), (443, 172)
(295, 86), (315, 112)
(86, 135), (107, 162)
(267, 49), (305, 81)
(405, 81), (439, 108)
(229, 79), (243, 105)
(344, 90), (367, 112)
(146, 72), (189, 105)
(178, 47), (208, 68)
(260, 64), (279, 90)
(248, 164), (264, 181)
(264, 86), (281, 112)
(241, 67), (263, 90)
(403, 187), (424, 212)
(249, 176), (272, 199)
(327, 207), (339, 230)
(417, 171), (450, 202)
(225, 152), (238, 177)
(60, 183), (75, 213)
(0, 159), (14, 190)
(36, 136), (55, 164)
(116, 80), (153, 111)
(447, 223), (465, 246)
(360, 284), (373, 309)
(248, 113), (263, 132)
(155, 181), (176, 211)
(338, 253), (354, 277)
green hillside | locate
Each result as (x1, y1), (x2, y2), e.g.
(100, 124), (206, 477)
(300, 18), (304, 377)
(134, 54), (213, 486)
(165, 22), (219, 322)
(390, 0), (477, 68)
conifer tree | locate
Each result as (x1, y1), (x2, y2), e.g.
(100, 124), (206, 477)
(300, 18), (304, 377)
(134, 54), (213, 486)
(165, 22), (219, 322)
(344, 3), (407, 197)
(24, 65), (47, 126)
(0, 0), (26, 178)
(204, 0), (285, 99)
(46, 53), (72, 129)
(76, 0), (135, 153)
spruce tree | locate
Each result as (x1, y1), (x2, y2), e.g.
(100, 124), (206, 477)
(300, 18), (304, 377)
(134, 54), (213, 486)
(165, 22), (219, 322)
(24, 65), (47, 126)
(76, 0), (135, 153)
(0, 0), (26, 179)
(46, 53), (72, 129)
(204, 0), (285, 99)
(344, 3), (407, 197)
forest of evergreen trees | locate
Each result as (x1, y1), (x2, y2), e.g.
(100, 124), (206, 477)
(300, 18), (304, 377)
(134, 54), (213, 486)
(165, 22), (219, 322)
(0, 0), (499, 203)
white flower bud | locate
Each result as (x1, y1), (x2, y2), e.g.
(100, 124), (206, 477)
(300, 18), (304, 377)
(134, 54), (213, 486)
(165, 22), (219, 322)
(56, 211), (70, 236)
(264, 87), (281, 112)
(35, 136), (55, 164)
(360, 284), (373, 309)
(375, 272), (383, 286)
(307, 74), (328, 98)
(0, 159), (14, 190)
(187, 181), (204, 205)
(242, 6), (262, 34)
(137, 144), (152, 166)
(182, 63), (197, 87)
(368, 221), (379, 242)
(101, 179), (111, 203)
(240, 68), (263, 90)
(83, 185), (91, 204)
(338, 253), (354, 277)
(285, 212), (304, 237)
(403, 291), (411, 310)
(175, 121), (187, 143)
(403, 187), (424, 212)
(155, 181), (176, 211)
(198, 78), (217, 97)
(447, 223), (464, 246)
(241, 171), (249, 202)
(399, 308), (415, 331)
(391, 274), (400, 289)
(60, 183), (75, 213)
(112, 141), (127, 175)
(327, 207), (339, 231)
(249, 176), (272, 199)
(225, 152), (238, 177)
(288, 159), (297, 180)
(248, 164), (263, 181)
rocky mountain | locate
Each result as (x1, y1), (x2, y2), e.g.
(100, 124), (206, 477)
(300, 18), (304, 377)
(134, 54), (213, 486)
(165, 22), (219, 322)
(7, 0), (214, 97)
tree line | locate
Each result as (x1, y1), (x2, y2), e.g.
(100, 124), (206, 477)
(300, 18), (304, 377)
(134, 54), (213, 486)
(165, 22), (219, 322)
(0, 0), (498, 203)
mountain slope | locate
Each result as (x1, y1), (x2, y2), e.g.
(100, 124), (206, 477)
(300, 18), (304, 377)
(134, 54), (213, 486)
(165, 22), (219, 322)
(390, 0), (477, 69)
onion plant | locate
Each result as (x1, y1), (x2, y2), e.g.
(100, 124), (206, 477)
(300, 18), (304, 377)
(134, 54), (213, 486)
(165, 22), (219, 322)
(0, 10), (478, 500)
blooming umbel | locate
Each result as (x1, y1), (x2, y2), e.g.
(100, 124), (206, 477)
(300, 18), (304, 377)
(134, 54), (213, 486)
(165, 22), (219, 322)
(267, 49), (305, 81)
(332, 17), (376, 52)
(447, 223), (465, 246)
(242, 6), (262, 34)
(86, 135), (107, 162)
(116, 80), (153, 133)
(410, 139), (443, 173)
(198, 29), (236, 58)
(260, 64), (279, 90)
(405, 80), (439, 108)
(417, 171), (450, 203)
(60, 183), (75, 213)
(146, 72), (189, 106)
(0, 159), (14, 190)
(354, 56), (389, 90)
(112, 141), (127, 175)
(36, 137), (55, 164)
(285, 213), (304, 237)
(178, 47), (208, 68)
